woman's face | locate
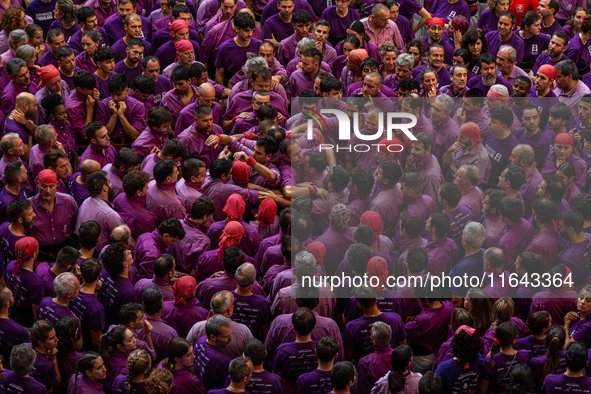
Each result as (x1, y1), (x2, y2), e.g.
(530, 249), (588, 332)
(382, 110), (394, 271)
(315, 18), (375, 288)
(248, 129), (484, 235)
(577, 290), (591, 315)
(526, 19), (542, 35)
(82, 36), (99, 55)
(54, 5), (63, 20)
(463, 297), (472, 311)
(88, 357), (107, 381)
(177, 347), (195, 368)
(448, 24), (457, 36)
(469, 39), (482, 57)
(119, 329), (137, 352)
(407, 46), (421, 65)
(495, 0), (510, 14)
(574, 10), (586, 28)
(30, 31), (44, 47)
(382, 51), (397, 71)
(346, 29), (363, 44)
(43, 329), (59, 351)
(343, 42), (356, 57)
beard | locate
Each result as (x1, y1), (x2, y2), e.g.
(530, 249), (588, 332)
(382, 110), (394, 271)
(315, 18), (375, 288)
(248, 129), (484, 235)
(559, 230), (569, 240)
(482, 74), (497, 87)
(23, 218), (34, 228)
(107, 185), (115, 202)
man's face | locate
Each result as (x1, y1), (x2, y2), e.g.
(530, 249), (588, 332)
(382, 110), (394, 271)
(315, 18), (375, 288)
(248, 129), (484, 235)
(194, 167), (207, 183)
(323, 89), (342, 107)
(428, 48), (444, 69)
(132, 310), (146, 329)
(558, 219), (569, 240)
(23, 98), (37, 118)
(362, 75), (381, 97)
(345, 103), (360, 121)
(548, 36), (566, 57)
(430, 100), (448, 123)
(112, 89), (128, 103)
(175, 12), (191, 26)
(174, 79), (192, 94)
(537, 180), (547, 197)
(411, 141), (429, 161)
(289, 144), (303, 166)
(522, 109), (540, 131)
(458, 133), (472, 150)
(93, 126), (111, 149)
(126, 19), (143, 38)
(144, 60), (160, 81)
(154, 122), (171, 135)
(388, 3), (399, 21)
(118, 2), (135, 21)
(555, 70), (569, 90)
(372, 10), (390, 29)
(174, 28), (189, 41)
(252, 77), (271, 91)
(22, 207), (35, 228)
(83, 15), (98, 30)
(198, 89), (215, 107)
(361, 65), (378, 78)
(579, 101), (591, 121)
(395, 65), (411, 81)
(534, 72), (552, 92)
(259, 45), (275, 65)
(39, 182), (58, 200)
(483, 194), (492, 214)
(294, 22), (311, 38)
(428, 24), (443, 42)
(236, 26), (254, 41)
(496, 50), (511, 73)
(98, 58), (115, 74)
(422, 72), (438, 93)
(213, 326), (233, 348)
(302, 101), (317, 115)
(221, 0), (237, 18)
(53, 157), (69, 180)
(278, 0), (294, 19)
(48, 34), (66, 53)
(538, 0), (552, 17)
(488, 118), (505, 134)
(313, 25), (329, 43)
(498, 16), (514, 36)
(178, 49), (194, 65)
(365, 113), (380, 132)
(481, 62), (497, 80)
(252, 93), (270, 111)
(13, 66), (30, 87)
(10, 137), (26, 157)
(195, 114), (214, 131)
(301, 56), (317, 75)
(512, 80), (530, 98)
(498, 168), (510, 190)
(555, 143), (573, 160)
(509, 147), (521, 166)
(462, 97), (478, 112)
(547, 115), (566, 131)
(58, 54), (76, 73)
(126, 45), (144, 65)
(253, 144), (270, 164)
(452, 68), (468, 89)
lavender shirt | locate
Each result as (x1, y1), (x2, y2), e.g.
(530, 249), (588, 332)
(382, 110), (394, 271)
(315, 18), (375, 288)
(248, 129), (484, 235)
(343, 312), (406, 361)
(1, 371), (47, 394)
(168, 216), (211, 274)
(134, 229), (169, 279)
(192, 335), (232, 390)
(75, 197), (123, 251)
(146, 182), (187, 223)
(161, 298), (208, 338)
(96, 96), (146, 140)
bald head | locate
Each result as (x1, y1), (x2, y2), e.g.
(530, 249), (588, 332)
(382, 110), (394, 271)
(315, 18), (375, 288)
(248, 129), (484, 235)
(372, 3), (389, 16)
(238, 7), (255, 18)
(366, 72), (383, 86)
(111, 225), (131, 244)
(512, 144), (535, 167)
(198, 82), (215, 96)
(80, 160), (102, 178)
(15, 92), (35, 110)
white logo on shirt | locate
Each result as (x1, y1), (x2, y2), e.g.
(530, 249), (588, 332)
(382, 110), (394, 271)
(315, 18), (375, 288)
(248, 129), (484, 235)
(531, 45), (538, 55)
(448, 11), (457, 19)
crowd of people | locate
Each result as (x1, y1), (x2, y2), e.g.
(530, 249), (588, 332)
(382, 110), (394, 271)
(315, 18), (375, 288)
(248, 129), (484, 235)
(1, 0), (591, 393)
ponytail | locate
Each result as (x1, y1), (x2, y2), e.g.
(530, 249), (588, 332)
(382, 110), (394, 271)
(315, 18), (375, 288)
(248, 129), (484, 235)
(99, 325), (129, 362)
(125, 350), (152, 394)
(525, 311), (551, 336)
(490, 321), (518, 367)
(492, 298), (515, 331)
(505, 364), (533, 394)
(541, 326), (566, 381)
(146, 368), (173, 394)
(388, 345), (413, 393)
(74, 352), (101, 394)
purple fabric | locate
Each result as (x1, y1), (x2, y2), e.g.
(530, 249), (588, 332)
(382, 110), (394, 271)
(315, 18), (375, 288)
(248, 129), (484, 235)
(522, 33), (550, 66)
(477, 9), (500, 34)
(96, 96), (146, 139)
(0, 186), (28, 223)
(498, 218), (534, 269)
(75, 197), (123, 252)
(541, 19), (564, 36)
(135, 315), (178, 363)
(1, 370), (47, 394)
(482, 270), (515, 301)
(444, 206), (474, 248)
(482, 350), (530, 392)
(193, 248), (256, 283)
(134, 229), (169, 279)
(435, 357), (484, 394)
(168, 216), (210, 274)
(542, 372), (591, 394)
(459, 186), (484, 223)
(166, 367), (206, 394)
(135, 276), (175, 301)
(277, 33), (312, 66)
(31, 352), (58, 388)
(420, 36), (455, 66)
(515, 335), (547, 358)
(215, 38), (263, 81)
(26, 0), (58, 32)
(529, 287), (578, 327)
(0, 81), (37, 115)
(412, 64), (451, 88)
(131, 127), (169, 160)
(343, 312), (406, 361)
(515, 127), (550, 167)
(430, 0), (470, 23)
(558, 233), (591, 287)
(207, 218), (260, 258)
(86, 0), (117, 26)
(367, 184), (402, 238)
(67, 374), (104, 394)
(525, 226), (560, 271)
(0, 222), (24, 266)
(69, 26), (109, 53)
(97, 275), (138, 325)
(112, 193), (158, 240)
(483, 133), (520, 185)
(272, 341), (318, 383)
(356, 347), (392, 394)
(196, 272), (265, 309)
(65, 89), (92, 136)
(102, 164), (124, 198)
(450, 249), (485, 297)
(425, 237), (460, 276)
(0, 317), (30, 360)
(260, 0), (315, 25)
(541, 152), (587, 193)
(320, 6), (360, 41)
(177, 123), (223, 168)
(518, 168), (544, 219)
(160, 85), (198, 118)
(146, 182), (187, 223)
(79, 142), (117, 169)
(485, 30), (525, 62)
(203, 178), (258, 221)
(262, 14), (294, 42)
(162, 297), (208, 338)
(111, 38), (152, 63)
(35, 262), (57, 297)
(532, 52), (570, 74)
(230, 291), (272, 339)
(564, 33), (591, 72)
(29, 192), (78, 246)
(466, 74), (513, 95)
(103, 14), (152, 46)
(192, 335), (232, 390)
(112, 376), (148, 394)
(70, 291), (105, 346)
(6, 260), (46, 322)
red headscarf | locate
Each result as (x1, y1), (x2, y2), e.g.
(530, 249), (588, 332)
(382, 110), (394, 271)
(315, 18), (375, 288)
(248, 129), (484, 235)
(35, 169), (58, 184)
(37, 65), (60, 91)
(427, 17), (445, 27)
(14, 237), (38, 279)
(257, 198), (277, 233)
(348, 49), (369, 66)
(555, 133), (574, 148)
(218, 221), (244, 260)
(223, 193), (246, 221)
(174, 39), (193, 54)
(232, 161), (250, 186)
(169, 19), (189, 39)
(173, 276), (197, 306)
(367, 256), (388, 290)
(306, 242), (326, 263)
(360, 211), (383, 249)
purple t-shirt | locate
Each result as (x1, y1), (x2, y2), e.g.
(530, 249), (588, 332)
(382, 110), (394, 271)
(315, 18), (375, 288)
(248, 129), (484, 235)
(484, 133), (520, 184)
(343, 312), (406, 361)
(482, 350), (530, 393)
(522, 33), (550, 66)
(1, 371), (47, 394)
(0, 317), (30, 360)
(230, 292), (272, 339)
(70, 291), (106, 347)
(450, 249), (485, 297)
(272, 341), (318, 383)
(558, 234), (591, 287)
(568, 314), (591, 349)
(542, 373), (591, 394)
(26, 0), (58, 32)
(215, 38), (263, 81)
(262, 14), (294, 42)
(320, 6), (360, 41)
(192, 336), (232, 391)
(112, 375), (149, 394)
(97, 275), (138, 326)
(435, 356), (484, 394)
(444, 206), (474, 248)
(293, 369), (331, 394)
(514, 335), (547, 359)
(564, 33), (591, 72)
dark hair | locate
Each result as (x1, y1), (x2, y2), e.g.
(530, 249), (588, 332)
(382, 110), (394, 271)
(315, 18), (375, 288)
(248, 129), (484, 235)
(406, 246), (428, 273)
(114, 148), (141, 171)
(171, 65), (191, 83)
(429, 212), (450, 238)
(43, 149), (67, 170)
(143, 287), (163, 315)
(41, 93), (64, 120)
(517, 251), (545, 276)
(153, 160), (175, 183)
(389, 345), (413, 393)
(400, 212), (422, 239)
(489, 321), (518, 367)
(99, 325), (129, 361)
(505, 363), (533, 394)
(498, 196), (523, 224)
(452, 329), (482, 361)
(119, 303), (144, 326)
(153, 254), (175, 279)
(379, 161), (402, 185)
(243, 338), (265, 367)
(222, 246), (244, 275)
(440, 182), (462, 207)
(559, 209), (584, 233)
(575, 193), (591, 220)
(102, 243), (128, 277)
(347, 243), (372, 275)
(157, 218), (185, 239)
(131, 74), (156, 95)
(7, 199), (32, 223)
(330, 362), (356, 391)
(31, 320), (55, 348)
(4, 161), (23, 185)
(80, 258), (102, 283)
(160, 139), (187, 160)
(233, 11), (255, 29)
(532, 197), (557, 226)
(74, 352), (101, 392)
(210, 159), (232, 178)
(316, 336), (339, 363)
(354, 225), (375, 247)
(122, 170), (150, 197)
(490, 106), (514, 128)
(108, 73), (128, 94)
(85, 121), (105, 142)
(54, 317), (79, 359)
(466, 288), (493, 332)
(504, 165), (525, 190)
(418, 372), (442, 394)
(543, 175), (565, 203)
(295, 286), (320, 310)
(162, 338), (191, 370)
(86, 171), (109, 197)
(93, 46), (116, 64)
(292, 308), (316, 336)
(525, 311), (550, 336)
(542, 325), (567, 381)
(565, 342), (588, 373)
(191, 195), (215, 220)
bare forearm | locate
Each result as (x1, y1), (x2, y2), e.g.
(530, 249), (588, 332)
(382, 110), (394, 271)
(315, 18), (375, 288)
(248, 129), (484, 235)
(118, 115), (140, 139)
(253, 163), (276, 181)
(105, 114), (117, 134)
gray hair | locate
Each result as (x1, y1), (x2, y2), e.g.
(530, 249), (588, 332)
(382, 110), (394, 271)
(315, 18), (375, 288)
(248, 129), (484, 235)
(371, 321), (392, 347)
(462, 222), (485, 249)
(499, 45), (516, 62)
(459, 164), (479, 186)
(293, 251), (317, 279)
(205, 314), (231, 337)
(34, 125), (55, 146)
(252, 89), (270, 101)
(489, 84), (509, 97)
(54, 272), (77, 298)
(242, 56), (268, 75)
(434, 94), (454, 114)
(297, 37), (316, 51)
(1, 133), (21, 154)
(235, 263), (256, 288)
(7, 58), (26, 78)
(514, 144), (535, 166)
(111, 225), (131, 243)
(555, 59), (579, 79)
(396, 53), (414, 68)
(366, 72), (383, 86)
(211, 290), (233, 313)
(15, 45), (35, 62)
(10, 344), (36, 377)
(9, 29), (27, 45)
